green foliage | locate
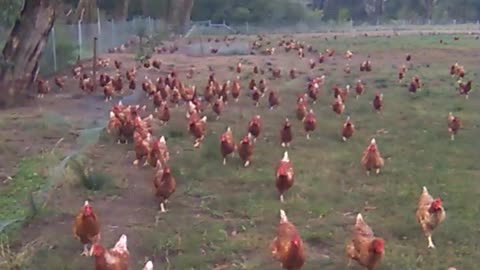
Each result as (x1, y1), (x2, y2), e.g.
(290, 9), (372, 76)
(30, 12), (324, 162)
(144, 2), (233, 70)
(0, 0), (23, 28)
(68, 158), (112, 191)
(337, 7), (350, 22)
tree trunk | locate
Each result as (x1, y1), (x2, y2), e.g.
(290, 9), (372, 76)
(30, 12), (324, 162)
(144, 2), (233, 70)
(179, 0), (194, 33)
(113, 0), (130, 20)
(0, 0), (56, 108)
(74, 0), (97, 23)
(423, 0), (436, 20)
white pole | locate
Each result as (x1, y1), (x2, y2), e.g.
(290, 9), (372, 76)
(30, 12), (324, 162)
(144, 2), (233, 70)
(78, 21), (82, 59)
(52, 26), (57, 71)
(111, 19), (115, 47)
(97, 8), (101, 35)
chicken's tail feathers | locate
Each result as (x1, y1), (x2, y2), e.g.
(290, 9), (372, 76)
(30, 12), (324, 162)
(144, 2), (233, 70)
(356, 213), (363, 224)
(143, 261), (154, 270)
(113, 234), (128, 252)
(280, 209), (288, 223)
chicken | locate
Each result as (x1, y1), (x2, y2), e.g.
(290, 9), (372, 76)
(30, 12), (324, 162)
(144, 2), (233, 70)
(252, 86), (261, 107)
(372, 93), (383, 112)
(268, 89), (280, 109)
(289, 68), (297, 80)
(341, 116), (355, 141)
(406, 53), (412, 62)
(156, 101), (170, 124)
(114, 60), (122, 69)
(73, 201), (100, 256)
(447, 112), (461, 141)
(345, 50), (353, 59)
(212, 96), (224, 120)
(152, 59), (161, 69)
(345, 214), (384, 270)
(90, 234), (129, 270)
(231, 77), (241, 102)
(103, 81), (114, 101)
(253, 65), (259, 74)
(238, 133), (253, 167)
(308, 58), (316, 69)
(154, 167), (176, 214)
(360, 138), (384, 176)
(344, 64), (351, 74)
(415, 186), (446, 249)
(303, 109), (316, 140)
(143, 261), (153, 270)
(458, 79), (472, 99)
(280, 118), (293, 147)
(54, 76), (67, 90)
(189, 116), (207, 148)
(276, 152), (294, 202)
(355, 80), (365, 99)
(333, 84), (349, 102)
(133, 131), (152, 166)
(220, 126), (236, 165)
(36, 79), (50, 98)
(332, 96), (345, 115)
(236, 62), (242, 73)
(270, 209), (305, 270)
(248, 115), (262, 142)
(296, 96), (307, 121)
(306, 81), (319, 104)
(148, 136), (169, 169)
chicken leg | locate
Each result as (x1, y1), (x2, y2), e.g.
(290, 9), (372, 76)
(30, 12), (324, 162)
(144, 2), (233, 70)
(223, 158), (227, 165)
(160, 202), (167, 213)
(376, 168), (380, 175)
(427, 235), (435, 249)
(280, 194), (284, 203)
(306, 133), (310, 140)
(244, 160), (250, 167)
(81, 244), (89, 256)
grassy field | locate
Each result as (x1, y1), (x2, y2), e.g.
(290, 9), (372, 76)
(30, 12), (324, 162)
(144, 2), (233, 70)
(0, 32), (479, 270)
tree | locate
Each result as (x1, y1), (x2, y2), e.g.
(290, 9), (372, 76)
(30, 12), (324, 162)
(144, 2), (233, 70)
(0, 0), (56, 107)
(422, 0), (437, 20)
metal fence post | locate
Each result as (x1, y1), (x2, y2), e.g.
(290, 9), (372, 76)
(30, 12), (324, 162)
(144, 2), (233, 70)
(78, 21), (82, 59)
(51, 26), (57, 72)
(97, 8), (102, 35)
(246, 21), (249, 34)
(111, 19), (115, 48)
(93, 37), (97, 92)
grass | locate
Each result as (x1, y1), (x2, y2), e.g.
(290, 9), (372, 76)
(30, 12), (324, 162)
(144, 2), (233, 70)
(0, 157), (52, 237)
(8, 32), (480, 269)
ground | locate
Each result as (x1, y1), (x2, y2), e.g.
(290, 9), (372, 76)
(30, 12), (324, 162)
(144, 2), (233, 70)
(0, 30), (480, 270)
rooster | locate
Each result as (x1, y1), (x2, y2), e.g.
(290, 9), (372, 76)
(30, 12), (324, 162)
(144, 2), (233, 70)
(270, 210), (305, 270)
(447, 112), (461, 141)
(341, 116), (355, 142)
(303, 109), (316, 140)
(238, 133), (253, 167)
(280, 118), (293, 147)
(268, 89), (280, 109)
(90, 234), (129, 270)
(345, 214), (384, 270)
(189, 116), (207, 148)
(248, 115), (262, 142)
(416, 186), (446, 249)
(73, 201), (100, 256)
(355, 80), (365, 99)
(360, 138), (384, 176)
(276, 152), (294, 202)
(373, 93), (383, 112)
(154, 166), (176, 214)
(220, 126), (235, 165)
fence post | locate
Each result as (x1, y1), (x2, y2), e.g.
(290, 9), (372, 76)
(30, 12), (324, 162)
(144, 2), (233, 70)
(111, 19), (115, 48)
(78, 21), (82, 59)
(97, 8), (102, 35)
(51, 26), (57, 72)
(246, 21), (249, 34)
(93, 37), (97, 92)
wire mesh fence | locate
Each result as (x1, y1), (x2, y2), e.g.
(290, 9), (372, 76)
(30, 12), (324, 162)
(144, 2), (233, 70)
(0, 17), (168, 76)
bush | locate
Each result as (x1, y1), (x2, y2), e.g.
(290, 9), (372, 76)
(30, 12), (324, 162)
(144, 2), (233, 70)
(68, 158), (111, 191)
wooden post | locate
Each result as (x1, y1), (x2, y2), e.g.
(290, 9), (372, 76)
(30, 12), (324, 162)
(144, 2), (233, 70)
(93, 37), (98, 92)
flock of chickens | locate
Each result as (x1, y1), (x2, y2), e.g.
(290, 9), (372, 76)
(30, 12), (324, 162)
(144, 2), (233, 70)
(35, 32), (474, 269)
